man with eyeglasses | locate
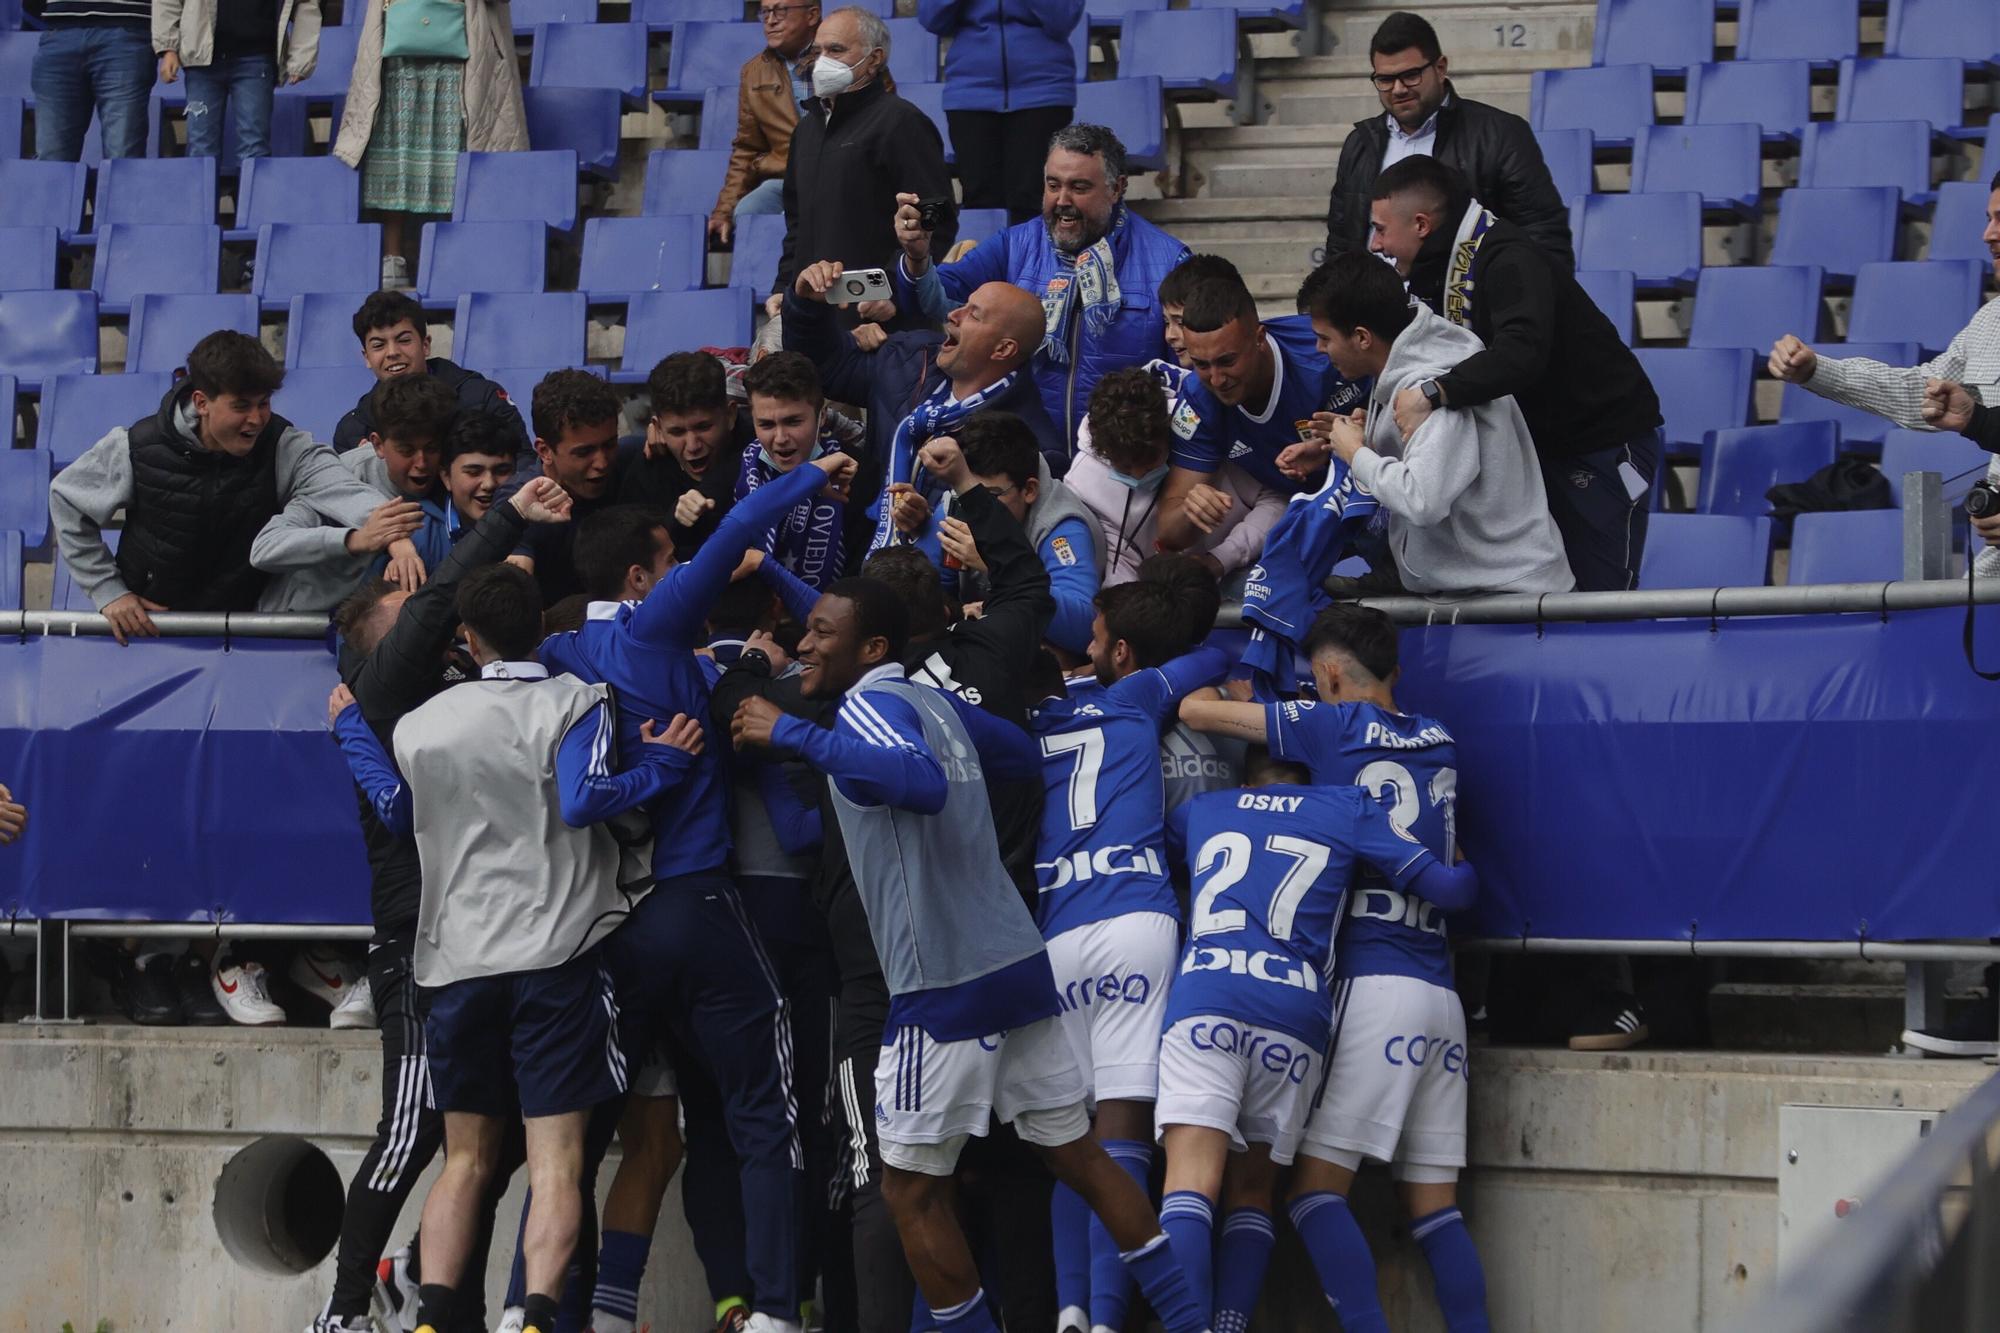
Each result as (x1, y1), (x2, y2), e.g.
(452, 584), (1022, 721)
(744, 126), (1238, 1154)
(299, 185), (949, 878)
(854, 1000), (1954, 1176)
(709, 0), (821, 247)
(1322, 11), (1572, 269)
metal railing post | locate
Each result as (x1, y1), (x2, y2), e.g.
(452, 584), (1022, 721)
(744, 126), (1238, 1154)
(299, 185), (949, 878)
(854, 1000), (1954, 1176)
(1903, 473), (1951, 581)
(1904, 961), (1949, 1053)
(20, 920), (81, 1025)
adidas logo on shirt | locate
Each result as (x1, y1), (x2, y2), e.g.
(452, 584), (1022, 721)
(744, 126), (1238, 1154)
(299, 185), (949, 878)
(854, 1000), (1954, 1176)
(1228, 442), (1253, 460)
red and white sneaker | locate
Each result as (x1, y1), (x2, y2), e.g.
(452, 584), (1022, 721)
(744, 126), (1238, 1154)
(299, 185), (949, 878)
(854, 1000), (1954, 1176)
(212, 957), (286, 1026)
(292, 947), (359, 1008)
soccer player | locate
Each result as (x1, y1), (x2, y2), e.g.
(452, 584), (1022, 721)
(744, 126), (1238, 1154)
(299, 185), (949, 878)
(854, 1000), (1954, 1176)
(1030, 579), (1226, 1333)
(1156, 752), (1473, 1330)
(728, 578), (1212, 1333)
(1178, 604), (1491, 1333)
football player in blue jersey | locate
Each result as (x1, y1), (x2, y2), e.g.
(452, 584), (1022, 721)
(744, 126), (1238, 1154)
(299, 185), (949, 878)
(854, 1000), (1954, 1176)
(1154, 752), (1475, 1329)
(1178, 604), (1491, 1333)
(1030, 579), (1228, 1333)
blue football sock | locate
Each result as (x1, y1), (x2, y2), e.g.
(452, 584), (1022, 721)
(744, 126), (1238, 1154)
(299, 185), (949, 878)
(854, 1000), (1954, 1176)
(1087, 1139), (1153, 1331)
(1122, 1231), (1208, 1333)
(930, 1288), (999, 1333)
(590, 1228), (652, 1331)
(1213, 1208), (1276, 1333)
(1288, 1192), (1388, 1333)
(1413, 1206), (1491, 1333)
(1154, 1189), (1217, 1328)
(1052, 1182), (1092, 1322)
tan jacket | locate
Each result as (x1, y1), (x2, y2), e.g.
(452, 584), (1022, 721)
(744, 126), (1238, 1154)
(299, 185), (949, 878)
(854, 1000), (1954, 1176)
(333, 0), (528, 167)
(153, 0), (322, 81)
(713, 45), (803, 222)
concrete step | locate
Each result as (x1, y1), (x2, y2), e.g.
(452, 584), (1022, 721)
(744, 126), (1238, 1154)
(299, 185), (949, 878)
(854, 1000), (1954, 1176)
(1325, 3), (1597, 63)
(1137, 194), (1327, 224)
(1199, 157), (1344, 200)
(1268, 77), (1536, 129)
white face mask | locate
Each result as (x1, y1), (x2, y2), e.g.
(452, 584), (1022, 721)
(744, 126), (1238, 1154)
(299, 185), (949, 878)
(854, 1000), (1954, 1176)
(811, 50), (863, 98)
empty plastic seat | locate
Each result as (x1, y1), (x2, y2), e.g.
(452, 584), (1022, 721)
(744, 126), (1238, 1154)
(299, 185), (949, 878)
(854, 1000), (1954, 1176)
(1837, 57), (1973, 139)
(578, 216), (706, 302)
(643, 148), (732, 218)
(0, 97), (22, 160)
(0, 160), (89, 236)
(1639, 513), (1774, 588)
(1885, 0), (1999, 58)
(277, 22), (358, 100)
(91, 223), (220, 314)
(1572, 193), (1703, 288)
(1788, 509), (1905, 583)
(93, 156), (218, 230)
(634, 0), (738, 29)
(1798, 121), (1936, 205)
(886, 17), (941, 86)
(0, 449), (51, 545)
(1086, 0), (1164, 31)
(619, 288), (756, 378)
(659, 22), (771, 106)
(530, 22), (650, 104)
(452, 149), (579, 233)
(36, 370), (174, 468)
(524, 86), (624, 179)
(1534, 128), (1594, 208)
(454, 292), (588, 371)
(127, 293), (260, 374)
(729, 212), (786, 297)
(0, 225), (57, 292)
(1684, 60), (1811, 141)
(0, 292), (98, 391)
(1574, 270), (1635, 345)
(272, 365), (378, 442)
(415, 220), (549, 303)
(956, 209), (1011, 248)
(1928, 181), (1996, 263)
(228, 156), (362, 242)
(285, 293), (370, 369)
(1698, 421), (1840, 517)
(1529, 65), (1654, 149)
(53, 530), (118, 611)
(1767, 187), (1900, 282)
(512, 0), (598, 32)
(1689, 265), (1824, 351)
(1736, 0), (1858, 64)
(1634, 347), (1755, 453)
(0, 31), (36, 102)
(1630, 123), (1762, 217)
(697, 85), (738, 153)
(1074, 76), (1167, 173)
(0, 375), (12, 448)
(251, 222), (382, 310)
(1776, 342), (1919, 446)
(1119, 10), (1238, 101)
(0, 529), (19, 612)
(1593, 0), (1715, 75)
(1880, 425), (1993, 502)
(898, 83), (954, 163)
(1847, 259), (1985, 352)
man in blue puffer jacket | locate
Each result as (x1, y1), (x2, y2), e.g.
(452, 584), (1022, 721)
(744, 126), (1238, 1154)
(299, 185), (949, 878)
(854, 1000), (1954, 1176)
(919, 0), (1084, 221)
(894, 123), (1193, 461)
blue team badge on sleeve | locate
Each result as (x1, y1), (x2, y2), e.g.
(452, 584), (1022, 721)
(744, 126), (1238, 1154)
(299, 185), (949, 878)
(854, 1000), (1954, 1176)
(1170, 400), (1201, 441)
(1050, 536), (1078, 567)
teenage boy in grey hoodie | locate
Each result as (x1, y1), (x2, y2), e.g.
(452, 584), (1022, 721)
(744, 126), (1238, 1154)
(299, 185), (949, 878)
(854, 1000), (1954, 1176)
(1293, 254), (1573, 598)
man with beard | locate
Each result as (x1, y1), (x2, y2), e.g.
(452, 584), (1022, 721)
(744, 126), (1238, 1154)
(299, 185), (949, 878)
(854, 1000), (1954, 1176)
(893, 123), (1192, 454)
(619, 352), (754, 558)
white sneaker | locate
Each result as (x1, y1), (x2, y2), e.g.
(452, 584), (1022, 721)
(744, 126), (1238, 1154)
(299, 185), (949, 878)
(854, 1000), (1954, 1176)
(332, 973), (378, 1030)
(1058, 1307), (1088, 1333)
(744, 1316), (802, 1333)
(212, 957), (286, 1026)
(381, 254), (410, 289)
(373, 1245), (419, 1331)
(496, 1307), (527, 1333)
(292, 946), (360, 1007)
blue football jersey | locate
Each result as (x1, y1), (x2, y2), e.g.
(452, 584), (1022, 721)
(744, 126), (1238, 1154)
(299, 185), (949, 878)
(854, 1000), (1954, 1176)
(1266, 699), (1461, 987)
(1163, 785), (1433, 1048)
(1167, 315), (1368, 495)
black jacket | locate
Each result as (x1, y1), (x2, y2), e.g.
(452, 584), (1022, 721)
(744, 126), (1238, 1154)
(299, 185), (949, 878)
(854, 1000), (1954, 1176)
(1964, 404), (2000, 454)
(778, 79), (957, 308)
(331, 357), (531, 456)
(616, 415), (755, 559)
(1407, 204), (1661, 457)
(1325, 86), (1574, 269)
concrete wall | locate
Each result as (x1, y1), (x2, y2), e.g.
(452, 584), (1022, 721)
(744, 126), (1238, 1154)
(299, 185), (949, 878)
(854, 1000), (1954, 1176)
(0, 1028), (1986, 1332)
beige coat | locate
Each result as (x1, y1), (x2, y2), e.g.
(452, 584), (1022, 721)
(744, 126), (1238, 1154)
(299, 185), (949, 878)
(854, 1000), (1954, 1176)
(153, 0), (322, 81)
(332, 0), (527, 167)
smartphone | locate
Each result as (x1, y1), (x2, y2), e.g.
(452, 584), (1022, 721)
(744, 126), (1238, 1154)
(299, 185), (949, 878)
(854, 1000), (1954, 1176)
(826, 268), (893, 306)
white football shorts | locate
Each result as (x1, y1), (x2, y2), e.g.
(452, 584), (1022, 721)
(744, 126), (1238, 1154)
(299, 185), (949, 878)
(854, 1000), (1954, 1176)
(1301, 974), (1469, 1183)
(874, 1014), (1090, 1176)
(1048, 911), (1179, 1103)
(1154, 1014), (1322, 1164)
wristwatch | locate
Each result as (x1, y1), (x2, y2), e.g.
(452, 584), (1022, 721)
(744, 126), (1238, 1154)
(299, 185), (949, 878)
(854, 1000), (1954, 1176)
(1420, 379), (1445, 410)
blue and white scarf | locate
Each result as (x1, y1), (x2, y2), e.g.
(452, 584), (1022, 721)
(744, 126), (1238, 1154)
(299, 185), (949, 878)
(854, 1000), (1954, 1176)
(1239, 453), (1382, 692)
(1040, 207), (1127, 367)
(870, 370), (1020, 550)
(737, 439), (847, 591)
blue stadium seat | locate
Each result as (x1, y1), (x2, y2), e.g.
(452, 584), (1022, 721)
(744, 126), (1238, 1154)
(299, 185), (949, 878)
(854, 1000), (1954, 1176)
(1777, 341), (1919, 446)
(1574, 269), (1635, 345)
(1186, 0), (1304, 30)
(634, 0), (739, 29)
(1787, 509), (1904, 583)
(1929, 181), (1995, 262)
(1529, 65), (1654, 149)
(0, 97), (23, 159)
(228, 156), (361, 243)
(530, 22), (650, 104)
(127, 293), (259, 374)
(956, 209), (1011, 248)
(659, 22), (770, 106)
(1074, 76), (1167, 173)
(285, 293), (369, 369)
(898, 83), (954, 163)
(643, 148), (732, 217)
(578, 215), (706, 302)
(0, 160), (89, 237)
(0, 31), (35, 102)
(618, 288), (756, 379)
(1767, 187), (1900, 282)
(92, 155), (218, 231)
(1572, 192), (1703, 288)
(1592, 0), (1715, 75)
(0, 375), (13, 449)
(272, 365), (377, 443)
(1736, 0), (1858, 65)
(1847, 259), (1983, 352)
(1630, 123), (1762, 217)
(36, 370), (174, 468)
(1633, 347), (1755, 453)
(0, 529), (19, 612)
(53, 529), (117, 611)
(1885, 0), (2000, 59)
(1070, 20), (1090, 78)
(1086, 0), (1164, 32)
(698, 84), (738, 152)
(1698, 421), (1840, 517)
(1837, 57), (1975, 139)
(0, 291), (98, 391)
(251, 222), (382, 311)
(1638, 513), (1773, 588)
(91, 223), (220, 314)
(0, 224), (56, 291)
(0, 448), (52, 545)
(452, 150), (579, 233)
(885, 17), (941, 85)
(1119, 10), (1237, 101)
(524, 86), (624, 180)
(512, 0), (598, 33)
(455, 292), (588, 371)
(1534, 129), (1594, 209)
(1798, 121), (1936, 205)
(1689, 265), (1825, 350)
(1880, 426), (1992, 503)
(415, 220), (549, 304)
(1684, 59), (1811, 141)
(729, 212), (785, 297)
(276, 21), (358, 102)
